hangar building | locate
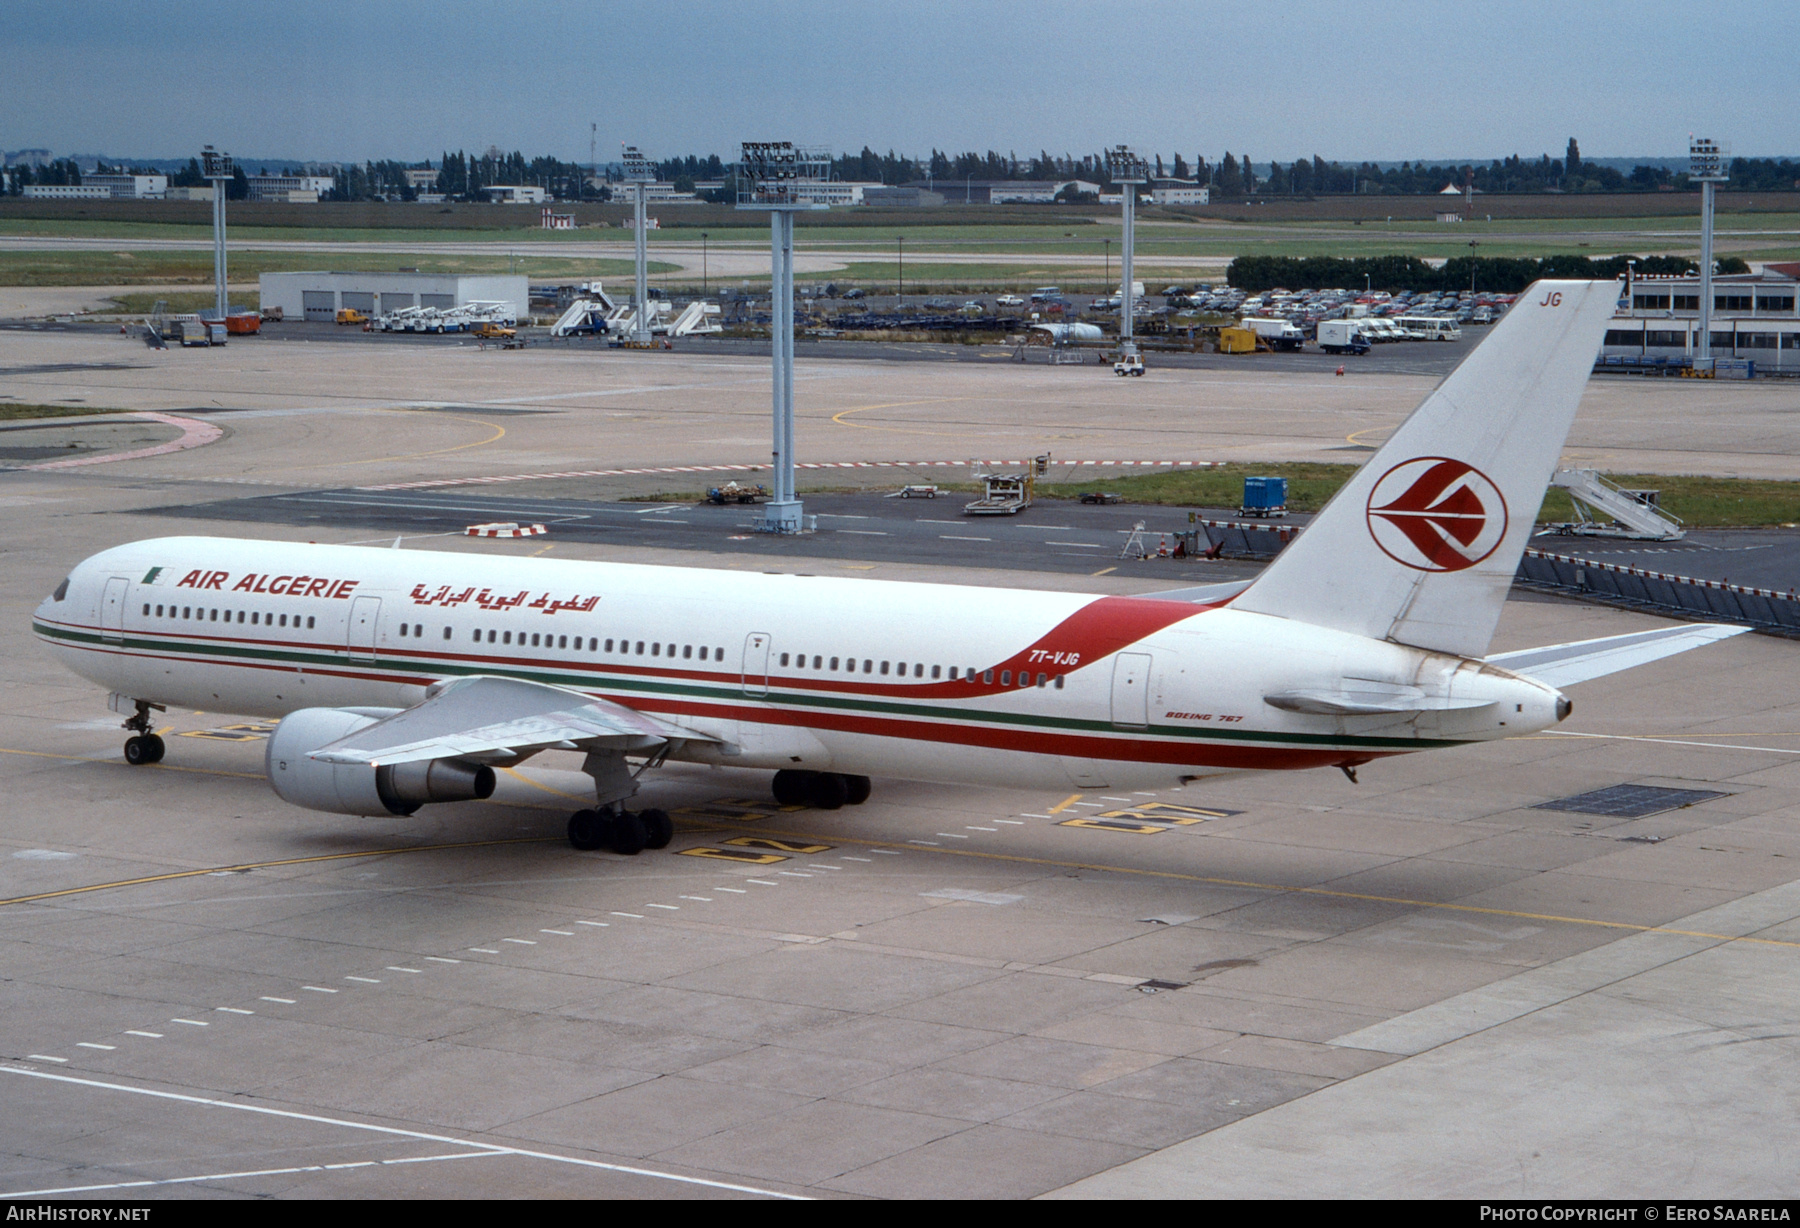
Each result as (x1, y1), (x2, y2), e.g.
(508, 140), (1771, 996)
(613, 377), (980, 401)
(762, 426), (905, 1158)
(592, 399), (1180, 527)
(259, 272), (529, 322)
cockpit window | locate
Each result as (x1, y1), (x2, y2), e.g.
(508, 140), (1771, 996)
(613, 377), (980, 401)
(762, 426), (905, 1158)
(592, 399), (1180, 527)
(52, 578), (69, 602)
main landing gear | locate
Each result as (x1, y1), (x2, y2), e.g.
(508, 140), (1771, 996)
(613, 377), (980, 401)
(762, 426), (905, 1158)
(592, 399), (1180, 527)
(120, 698), (166, 766)
(770, 770), (871, 810)
(567, 806), (673, 854)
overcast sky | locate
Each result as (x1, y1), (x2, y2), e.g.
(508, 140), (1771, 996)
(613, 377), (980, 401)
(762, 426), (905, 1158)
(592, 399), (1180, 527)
(6, 0), (1794, 166)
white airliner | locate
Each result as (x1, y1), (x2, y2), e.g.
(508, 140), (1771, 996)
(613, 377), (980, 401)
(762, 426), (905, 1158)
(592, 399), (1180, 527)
(34, 280), (1747, 854)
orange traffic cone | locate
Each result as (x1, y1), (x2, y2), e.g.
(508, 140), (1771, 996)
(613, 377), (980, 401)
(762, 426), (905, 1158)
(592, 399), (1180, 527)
(1335, 365), (1345, 376)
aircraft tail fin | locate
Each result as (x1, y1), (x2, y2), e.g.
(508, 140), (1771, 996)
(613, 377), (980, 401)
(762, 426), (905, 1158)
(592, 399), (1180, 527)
(1231, 280), (1620, 658)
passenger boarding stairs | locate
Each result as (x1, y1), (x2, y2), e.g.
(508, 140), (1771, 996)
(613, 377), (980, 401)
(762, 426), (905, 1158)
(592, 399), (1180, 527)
(1547, 468), (1685, 541)
(666, 300), (723, 337)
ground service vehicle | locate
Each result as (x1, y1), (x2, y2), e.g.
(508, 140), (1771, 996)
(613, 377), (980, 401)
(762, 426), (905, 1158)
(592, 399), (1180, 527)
(335, 308), (368, 326)
(1318, 319), (1372, 355)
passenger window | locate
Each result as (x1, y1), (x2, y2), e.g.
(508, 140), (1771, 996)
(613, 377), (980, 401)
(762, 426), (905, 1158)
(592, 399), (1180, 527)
(931, 665), (941, 679)
(444, 627), (452, 640)
(1001, 670), (1011, 686)
(604, 638), (614, 652)
(983, 670), (993, 684)
(830, 656), (839, 671)
(210, 609), (218, 621)
(488, 630), (496, 643)
(142, 603), (150, 616)
(651, 642), (660, 656)
(1054, 676), (1065, 690)
(278, 614), (286, 627)
(558, 635), (567, 649)
(684, 645), (693, 659)
(1037, 672), (1047, 687)
(863, 659), (873, 673)
(238, 611), (246, 624)
(714, 647), (723, 660)
(400, 624), (408, 637)
(914, 663), (924, 678)
(503, 631), (512, 645)
(880, 661), (890, 675)
(780, 652), (789, 666)
(307, 617), (315, 630)
(636, 641), (645, 655)
(472, 630), (480, 641)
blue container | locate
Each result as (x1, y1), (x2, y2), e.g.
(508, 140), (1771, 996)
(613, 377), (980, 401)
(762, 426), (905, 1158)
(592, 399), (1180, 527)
(1242, 475), (1287, 511)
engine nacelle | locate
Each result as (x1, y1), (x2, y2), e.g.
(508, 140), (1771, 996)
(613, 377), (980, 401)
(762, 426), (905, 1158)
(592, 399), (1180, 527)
(266, 707), (496, 817)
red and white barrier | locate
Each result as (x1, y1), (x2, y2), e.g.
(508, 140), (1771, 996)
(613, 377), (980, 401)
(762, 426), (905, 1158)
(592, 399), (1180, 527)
(465, 522), (547, 538)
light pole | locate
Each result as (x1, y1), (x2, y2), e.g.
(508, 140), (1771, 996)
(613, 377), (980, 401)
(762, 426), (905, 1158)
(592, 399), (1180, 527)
(739, 142), (830, 535)
(1104, 238), (1111, 293)
(1691, 137), (1728, 372)
(896, 236), (904, 306)
(1106, 145), (1148, 348)
(201, 146), (233, 319)
(701, 231), (708, 297)
(622, 144), (654, 342)
(1468, 239), (1478, 293)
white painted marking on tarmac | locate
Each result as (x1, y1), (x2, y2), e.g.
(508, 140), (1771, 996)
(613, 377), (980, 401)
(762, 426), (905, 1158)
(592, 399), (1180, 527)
(777, 872), (813, 878)
(215, 1007), (254, 1014)
(679, 896), (714, 902)
(124, 1031), (162, 1038)
(345, 976), (382, 983)
(611, 911), (644, 918)
(170, 1018), (208, 1027)
(27, 1055), (66, 1064)
(76, 1043), (115, 1051)
(745, 880), (778, 886)
(646, 903), (680, 910)
(837, 529), (889, 537)
(325, 1162), (377, 1170)
(1102, 796), (1134, 802)
(1133, 791), (1159, 796)
(1548, 730), (1800, 755)
(500, 939), (536, 945)
(936, 833), (970, 840)
(917, 519), (961, 525)
(966, 826), (998, 831)
(382, 1150), (512, 1166)
(714, 887), (747, 893)
(812, 865), (841, 871)
(386, 966), (422, 973)
(1017, 814), (1052, 819)
(1071, 801), (1105, 809)
(908, 840), (941, 846)
(260, 997), (295, 1004)
(842, 856), (873, 862)
(468, 948), (500, 954)
(869, 849), (902, 855)
(540, 929), (575, 936)
(940, 535), (991, 542)
(574, 920), (610, 927)
(302, 986), (338, 994)
(0, 1066), (809, 1199)
(995, 819), (1026, 825)
(425, 956), (462, 963)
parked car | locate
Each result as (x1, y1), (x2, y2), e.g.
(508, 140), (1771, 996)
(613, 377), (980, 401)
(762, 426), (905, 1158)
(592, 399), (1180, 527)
(841, 287), (866, 300)
(994, 294), (1024, 308)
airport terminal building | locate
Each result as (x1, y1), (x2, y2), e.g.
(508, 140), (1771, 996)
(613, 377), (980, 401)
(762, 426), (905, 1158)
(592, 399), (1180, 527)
(259, 272), (529, 321)
(1604, 264), (1800, 372)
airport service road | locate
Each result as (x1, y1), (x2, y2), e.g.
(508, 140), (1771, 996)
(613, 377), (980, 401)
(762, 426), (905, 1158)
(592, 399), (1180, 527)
(143, 487), (1269, 579)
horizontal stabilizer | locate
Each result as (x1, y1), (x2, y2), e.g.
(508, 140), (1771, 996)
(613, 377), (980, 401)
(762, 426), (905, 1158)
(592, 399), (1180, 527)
(309, 674), (715, 767)
(1139, 580), (1254, 606)
(1484, 623), (1750, 688)
(1264, 685), (1495, 716)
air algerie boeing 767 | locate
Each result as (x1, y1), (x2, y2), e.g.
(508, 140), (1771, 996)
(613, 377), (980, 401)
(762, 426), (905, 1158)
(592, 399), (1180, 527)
(34, 280), (1747, 854)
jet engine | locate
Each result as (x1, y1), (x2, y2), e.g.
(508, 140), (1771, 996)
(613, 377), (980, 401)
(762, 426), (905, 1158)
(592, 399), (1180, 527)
(266, 707), (495, 817)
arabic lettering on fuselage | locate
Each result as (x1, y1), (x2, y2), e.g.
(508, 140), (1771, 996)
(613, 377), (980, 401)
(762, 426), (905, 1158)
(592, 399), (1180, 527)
(408, 584), (601, 615)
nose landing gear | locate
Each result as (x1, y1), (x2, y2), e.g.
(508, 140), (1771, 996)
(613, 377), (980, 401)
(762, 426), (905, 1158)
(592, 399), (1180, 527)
(119, 698), (167, 766)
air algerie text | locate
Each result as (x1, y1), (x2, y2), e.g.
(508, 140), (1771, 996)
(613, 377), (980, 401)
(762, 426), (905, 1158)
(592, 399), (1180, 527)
(174, 570), (360, 599)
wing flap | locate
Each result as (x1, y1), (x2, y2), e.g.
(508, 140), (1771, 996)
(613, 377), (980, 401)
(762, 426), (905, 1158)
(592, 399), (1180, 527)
(308, 674), (716, 767)
(1484, 623), (1750, 688)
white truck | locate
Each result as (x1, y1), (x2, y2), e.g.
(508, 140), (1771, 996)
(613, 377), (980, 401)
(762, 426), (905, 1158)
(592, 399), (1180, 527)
(1317, 319), (1372, 355)
(1240, 316), (1305, 352)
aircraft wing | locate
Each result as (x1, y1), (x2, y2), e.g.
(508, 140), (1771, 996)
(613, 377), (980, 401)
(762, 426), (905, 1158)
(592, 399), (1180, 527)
(1484, 623), (1751, 688)
(307, 674), (718, 767)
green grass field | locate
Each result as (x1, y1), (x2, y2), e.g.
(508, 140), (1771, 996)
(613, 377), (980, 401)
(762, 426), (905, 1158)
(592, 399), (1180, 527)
(0, 403), (135, 421)
(1057, 463), (1800, 528)
(0, 249), (675, 287)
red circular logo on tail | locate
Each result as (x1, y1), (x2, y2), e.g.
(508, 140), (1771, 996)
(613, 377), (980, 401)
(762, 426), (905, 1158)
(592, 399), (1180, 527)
(1365, 457), (1508, 572)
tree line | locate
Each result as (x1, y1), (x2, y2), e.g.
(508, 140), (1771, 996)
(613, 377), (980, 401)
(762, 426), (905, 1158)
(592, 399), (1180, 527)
(1225, 253), (1751, 295)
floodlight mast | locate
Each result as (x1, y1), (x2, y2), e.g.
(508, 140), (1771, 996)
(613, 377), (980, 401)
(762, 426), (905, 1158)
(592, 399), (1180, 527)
(621, 145), (656, 343)
(1689, 137), (1729, 371)
(738, 142), (830, 534)
(1107, 146), (1148, 347)
(201, 146), (234, 319)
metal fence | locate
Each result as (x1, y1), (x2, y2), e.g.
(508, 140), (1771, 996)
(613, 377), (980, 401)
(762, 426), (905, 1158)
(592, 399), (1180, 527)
(1517, 548), (1800, 636)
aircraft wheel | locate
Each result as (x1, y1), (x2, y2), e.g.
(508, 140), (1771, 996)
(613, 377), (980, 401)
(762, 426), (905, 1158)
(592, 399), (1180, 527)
(142, 734), (165, 763)
(771, 769), (815, 806)
(640, 808), (673, 850)
(568, 809), (608, 851)
(610, 810), (648, 856)
(807, 772), (848, 811)
(842, 775), (872, 805)
(124, 736), (155, 766)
